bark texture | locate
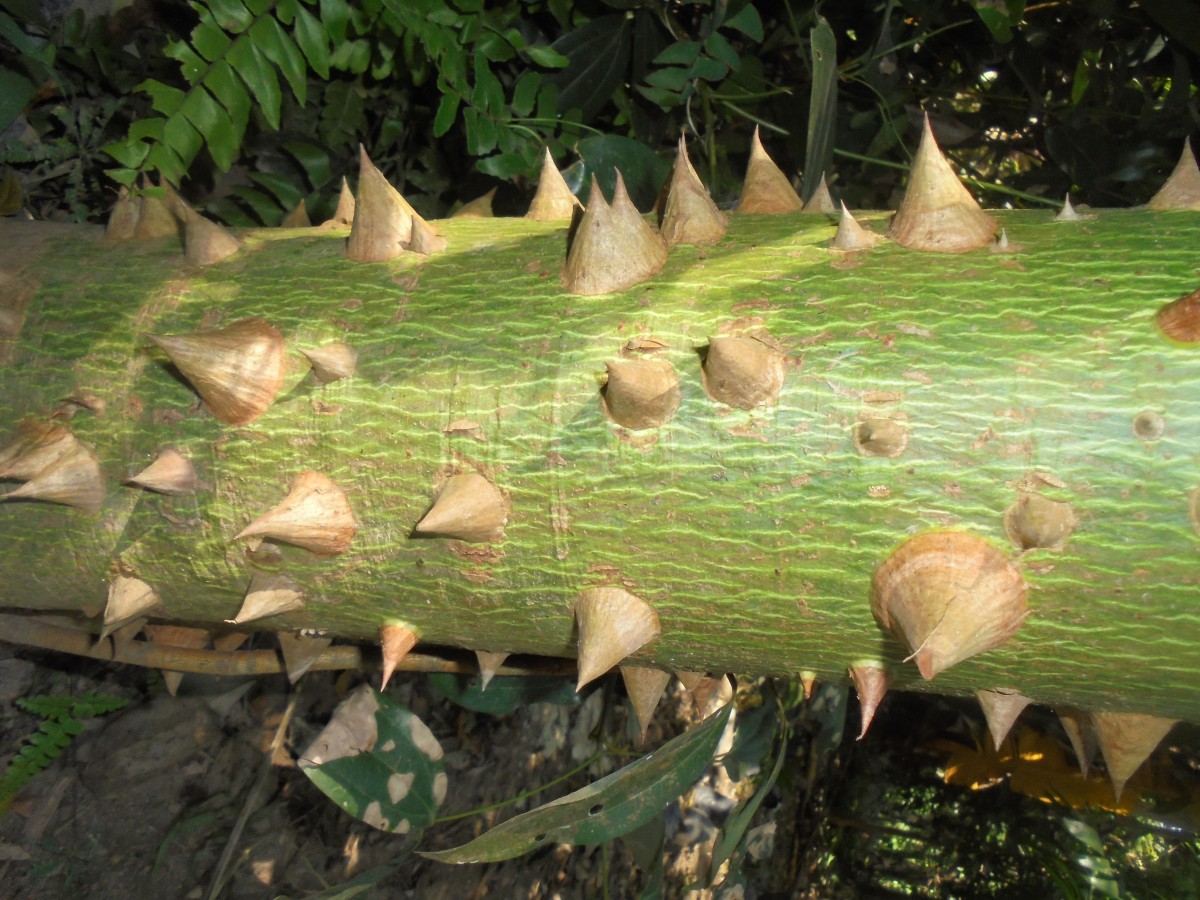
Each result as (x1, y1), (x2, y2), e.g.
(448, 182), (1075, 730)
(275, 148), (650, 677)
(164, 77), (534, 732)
(1, 211), (1198, 720)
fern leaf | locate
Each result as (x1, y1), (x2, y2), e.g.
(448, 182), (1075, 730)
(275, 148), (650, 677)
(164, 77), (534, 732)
(249, 15), (308, 105)
(227, 37), (282, 130)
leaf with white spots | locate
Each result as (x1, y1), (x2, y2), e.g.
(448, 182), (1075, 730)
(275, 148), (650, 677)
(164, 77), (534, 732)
(300, 684), (447, 834)
(420, 703), (733, 863)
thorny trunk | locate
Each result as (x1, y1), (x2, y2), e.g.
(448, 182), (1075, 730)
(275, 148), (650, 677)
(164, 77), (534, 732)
(1, 211), (1198, 720)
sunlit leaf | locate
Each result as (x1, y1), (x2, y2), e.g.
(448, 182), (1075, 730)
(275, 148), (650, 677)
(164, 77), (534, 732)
(301, 685), (447, 835)
(420, 704), (732, 864)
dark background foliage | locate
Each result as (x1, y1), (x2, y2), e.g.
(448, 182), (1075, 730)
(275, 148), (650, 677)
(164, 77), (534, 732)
(3, 0), (1200, 224)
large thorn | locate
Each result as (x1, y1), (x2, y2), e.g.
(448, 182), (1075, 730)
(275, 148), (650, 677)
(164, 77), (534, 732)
(976, 689), (1033, 750)
(660, 134), (727, 246)
(1146, 138), (1200, 210)
(126, 448), (197, 495)
(562, 173), (667, 295)
(526, 149), (582, 221)
(1091, 711), (1178, 801)
(871, 530), (1028, 680)
(301, 342), (358, 384)
(227, 572), (305, 625)
(701, 333), (786, 409)
(736, 126), (803, 213)
(380, 622), (419, 689)
(849, 663), (889, 740)
(620, 665), (672, 744)
(831, 202), (881, 251)
(414, 472), (508, 543)
(888, 114), (996, 252)
(574, 586), (661, 691)
(347, 145), (418, 262)
(601, 357), (681, 430)
(277, 631), (332, 684)
(101, 575), (161, 639)
(149, 317), (285, 427)
(475, 651), (510, 690)
(2, 433), (104, 515)
(234, 470), (357, 555)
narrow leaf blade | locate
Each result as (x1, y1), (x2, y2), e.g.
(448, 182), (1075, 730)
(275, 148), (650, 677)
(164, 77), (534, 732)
(420, 704), (732, 864)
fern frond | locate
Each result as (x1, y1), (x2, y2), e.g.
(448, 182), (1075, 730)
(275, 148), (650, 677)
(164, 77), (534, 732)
(102, 0), (338, 187)
(1, 692), (131, 815)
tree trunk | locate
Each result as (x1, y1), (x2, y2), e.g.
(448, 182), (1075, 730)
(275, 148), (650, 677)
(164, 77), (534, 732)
(1, 211), (1198, 720)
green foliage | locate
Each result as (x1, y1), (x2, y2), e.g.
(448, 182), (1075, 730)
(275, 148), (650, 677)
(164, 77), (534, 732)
(300, 686), (447, 835)
(0, 691), (131, 816)
(428, 672), (580, 715)
(421, 701), (733, 864)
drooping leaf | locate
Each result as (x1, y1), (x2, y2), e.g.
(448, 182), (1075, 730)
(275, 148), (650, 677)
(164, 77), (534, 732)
(573, 134), (671, 210)
(420, 703), (732, 864)
(300, 685), (447, 835)
(723, 2), (764, 42)
(547, 14), (631, 121)
(802, 15), (837, 201)
(428, 673), (580, 715)
(710, 734), (786, 883)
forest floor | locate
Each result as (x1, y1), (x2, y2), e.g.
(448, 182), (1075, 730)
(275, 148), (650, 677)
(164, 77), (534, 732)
(0, 638), (756, 899)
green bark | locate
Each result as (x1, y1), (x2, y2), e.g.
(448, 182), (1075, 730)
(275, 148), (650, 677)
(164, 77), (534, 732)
(1, 211), (1198, 719)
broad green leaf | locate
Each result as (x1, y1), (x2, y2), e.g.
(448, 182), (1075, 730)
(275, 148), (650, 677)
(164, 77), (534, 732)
(802, 14), (837, 202)
(0, 69), (38, 134)
(205, 60), (250, 148)
(165, 39), (206, 83)
(653, 40), (700, 66)
(181, 87), (237, 171)
(477, 152), (531, 180)
(105, 167), (139, 187)
(510, 70), (541, 117)
(634, 84), (681, 110)
(225, 185), (282, 223)
(129, 117), (166, 142)
(249, 171), (303, 208)
(526, 44), (570, 68)
(433, 91), (460, 137)
(319, 0), (350, 46)
(704, 31), (741, 71)
(138, 78), (186, 116)
(576, 133), (671, 211)
(478, 29), (516, 63)
(163, 113), (203, 172)
(192, 14), (233, 62)
(330, 37), (370, 74)
(420, 704), (732, 864)
(643, 66), (690, 91)
(301, 686), (447, 835)
(229, 40), (282, 129)
(429, 673), (580, 715)
(282, 140), (333, 189)
(547, 14), (631, 120)
(473, 50), (506, 114)
(293, 4), (331, 78)
(249, 15), (308, 104)
(205, 0), (253, 33)
(275, 0), (298, 24)
(145, 141), (187, 185)
(690, 56), (728, 82)
(970, 0), (1025, 43)
(723, 2), (763, 42)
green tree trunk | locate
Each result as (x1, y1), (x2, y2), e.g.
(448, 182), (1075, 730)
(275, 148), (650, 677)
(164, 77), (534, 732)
(1, 211), (1198, 720)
